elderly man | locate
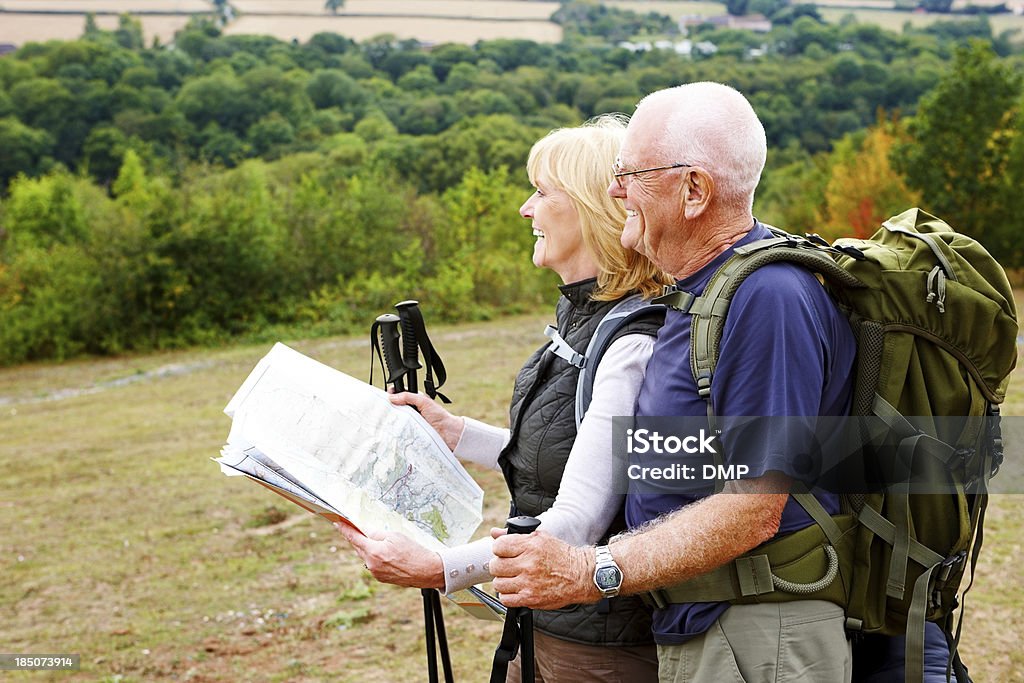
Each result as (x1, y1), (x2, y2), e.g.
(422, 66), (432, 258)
(490, 82), (858, 682)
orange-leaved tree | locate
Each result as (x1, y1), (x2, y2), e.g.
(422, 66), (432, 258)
(819, 110), (921, 241)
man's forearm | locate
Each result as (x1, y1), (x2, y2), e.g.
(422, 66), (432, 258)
(611, 473), (790, 596)
(490, 473), (790, 609)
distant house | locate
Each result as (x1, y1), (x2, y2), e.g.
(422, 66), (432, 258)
(617, 39), (719, 57)
(0, 44), (16, 57)
(679, 14), (773, 34)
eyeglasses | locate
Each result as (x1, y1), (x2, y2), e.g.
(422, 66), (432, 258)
(612, 161), (692, 189)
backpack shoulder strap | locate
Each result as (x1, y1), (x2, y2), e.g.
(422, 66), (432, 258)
(654, 230), (866, 413)
(574, 294), (665, 429)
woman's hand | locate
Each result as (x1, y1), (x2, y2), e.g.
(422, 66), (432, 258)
(389, 392), (464, 451)
(335, 522), (446, 591)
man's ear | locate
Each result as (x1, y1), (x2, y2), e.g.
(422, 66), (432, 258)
(682, 168), (714, 220)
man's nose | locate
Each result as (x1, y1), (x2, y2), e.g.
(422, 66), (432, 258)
(607, 178), (625, 199)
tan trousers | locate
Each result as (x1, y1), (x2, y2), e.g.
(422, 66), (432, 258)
(657, 601), (852, 683)
(505, 629), (659, 683)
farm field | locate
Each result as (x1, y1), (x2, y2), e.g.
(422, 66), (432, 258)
(231, 0), (561, 20)
(0, 13), (193, 44)
(0, 0), (210, 11)
(0, 0), (564, 47)
(615, 0), (1024, 38)
(223, 15), (563, 44)
(817, 4), (1024, 31)
(606, 0), (727, 17)
(3, 0), (1023, 48)
(1, 309), (1023, 682)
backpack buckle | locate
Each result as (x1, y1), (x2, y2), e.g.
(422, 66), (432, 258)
(835, 244), (867, 261)
(643, 589), (669, 610)
(938, 550), (967, 583)
(805, 232), (832, 248)
(696, 371), (713, 399)
(653, 285), (697, 313)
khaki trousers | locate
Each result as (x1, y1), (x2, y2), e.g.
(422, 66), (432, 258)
(506, 629), (659, 683)
(657, 601), (852, 683)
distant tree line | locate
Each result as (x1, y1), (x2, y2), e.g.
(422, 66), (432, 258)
(0, 15), (1020, 364)
(553, 1), (680, 41)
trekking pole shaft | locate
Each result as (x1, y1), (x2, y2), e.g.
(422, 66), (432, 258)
(431, 589), (454, 683)
(422, 589), (439, 683)
(518, 608), (535, 683)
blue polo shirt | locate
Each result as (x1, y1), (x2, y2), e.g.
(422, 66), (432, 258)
(625, 222), (857, 644)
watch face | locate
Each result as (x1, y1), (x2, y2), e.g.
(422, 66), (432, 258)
(595, 565), (622, 590)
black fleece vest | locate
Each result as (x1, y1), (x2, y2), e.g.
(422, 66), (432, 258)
(498, 279), (661, 646)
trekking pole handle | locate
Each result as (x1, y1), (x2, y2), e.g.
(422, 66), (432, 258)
(395, 300), (423, 394)
(506, 516), (541, 535)
(504, 515), (540, 683)
(375, 313), (406, 393)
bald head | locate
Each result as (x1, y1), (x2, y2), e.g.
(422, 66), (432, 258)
(629, 82), (766, 211)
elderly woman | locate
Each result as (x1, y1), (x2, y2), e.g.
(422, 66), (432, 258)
(339, 116), (668, 681)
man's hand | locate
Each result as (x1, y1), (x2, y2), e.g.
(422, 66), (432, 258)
(490, 528), (598, 610)
(389, 392), (464, 451)
(335, 522), (445, 590)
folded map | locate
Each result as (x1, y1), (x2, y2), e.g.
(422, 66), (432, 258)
(216, 342), (504, 621)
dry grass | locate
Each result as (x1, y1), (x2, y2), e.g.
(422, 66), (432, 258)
(232, 0), (560, 20)
(0, 0), (565, 47)
(222, 15), (562, 44)
(0, 0), (210, 10)
(0, 314), (543, 682)
(818, 5), (1024, 35)
(606, 0), (727, 18)
(810, 0), (896, 8)
(0, 304), (1021, 681)
(0, 14), (194, 45)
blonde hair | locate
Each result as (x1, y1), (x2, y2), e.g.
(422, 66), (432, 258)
(526, 116), (670, 300)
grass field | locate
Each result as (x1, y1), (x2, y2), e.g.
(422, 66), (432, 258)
(612, 0), (1024, 41)
(1, 308), (1023, 682)
(605, 0), (728, 18)
(817, 5), (1024, 33)
(231, 0), (561, 19)
(0, 0), (210, 10)
(0, 14), (194, 45)
(0, 0), (564, 47)
(222, 16), (563, 44)
(3, 0), (1022, 48)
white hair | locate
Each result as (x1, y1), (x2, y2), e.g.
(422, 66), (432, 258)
(634, 82), (767, 211)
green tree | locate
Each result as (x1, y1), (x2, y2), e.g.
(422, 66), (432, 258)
(82, 125), (132, 184)
(173, 70), (248, 134)
(306, 69), (368, 112)
(2, 170), (92, 253)
(726, 0), (751, 16)
(114, 14), (145, 50)
(0, 118), (53, 188)
(894, 42), (1022, 262)
(325, 0), (345, 14)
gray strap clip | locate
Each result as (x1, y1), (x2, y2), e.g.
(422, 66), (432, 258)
(544, 325), (587, 368)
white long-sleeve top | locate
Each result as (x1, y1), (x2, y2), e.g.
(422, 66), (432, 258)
(438, 332), (656, 594)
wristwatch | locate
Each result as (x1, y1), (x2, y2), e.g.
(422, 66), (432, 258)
(593, 544), (623, 598)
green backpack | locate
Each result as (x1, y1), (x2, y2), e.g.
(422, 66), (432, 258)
(645, 208), (1018, 682)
